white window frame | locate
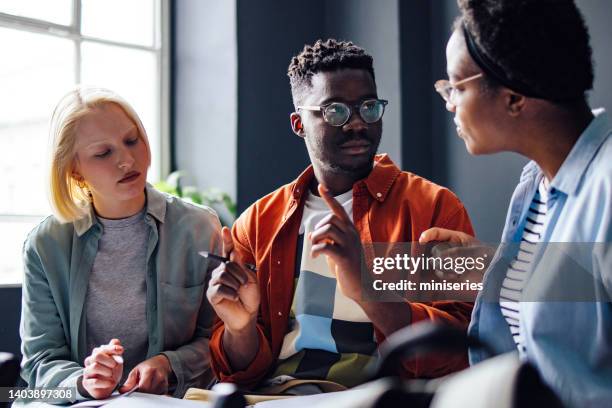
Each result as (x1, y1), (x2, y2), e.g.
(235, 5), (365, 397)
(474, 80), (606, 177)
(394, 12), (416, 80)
(0, 0), (170, 286)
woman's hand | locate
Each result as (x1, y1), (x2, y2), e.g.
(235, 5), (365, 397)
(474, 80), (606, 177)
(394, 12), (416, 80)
(419, 227), (478, 245)
(419, 227), (494, 280)
(81, 339), (124, 399)
(119, 354), (173, 395)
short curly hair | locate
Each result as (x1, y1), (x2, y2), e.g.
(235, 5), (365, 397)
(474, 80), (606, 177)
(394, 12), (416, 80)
(457, 0), (593, 102)
(288, 38), (375, 106)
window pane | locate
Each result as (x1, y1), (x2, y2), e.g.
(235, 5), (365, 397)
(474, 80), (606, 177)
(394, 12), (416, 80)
(81, 0), (155, 47)
(81, 41), (160, 180)
(0, 217), (44, 285)
(0, 0), (72, 25)
(0, 27), (75, 216)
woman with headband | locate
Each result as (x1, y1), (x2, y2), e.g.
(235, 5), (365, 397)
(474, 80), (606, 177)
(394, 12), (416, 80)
(419, 1), (611, 407)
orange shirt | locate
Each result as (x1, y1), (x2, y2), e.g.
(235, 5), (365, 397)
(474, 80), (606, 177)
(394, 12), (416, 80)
(210, 154), (475, 389)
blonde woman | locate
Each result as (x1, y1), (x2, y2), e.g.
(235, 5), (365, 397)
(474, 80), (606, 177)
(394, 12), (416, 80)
(20, 87), (221, 401)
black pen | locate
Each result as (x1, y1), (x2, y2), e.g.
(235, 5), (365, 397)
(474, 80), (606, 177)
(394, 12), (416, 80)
(199, 251), (257, 272)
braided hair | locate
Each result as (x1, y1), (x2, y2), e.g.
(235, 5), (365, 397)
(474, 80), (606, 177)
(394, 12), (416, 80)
(288, 38), (375, 106)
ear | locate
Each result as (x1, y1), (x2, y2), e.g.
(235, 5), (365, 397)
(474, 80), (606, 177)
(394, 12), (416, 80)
(504, 90), (527, 117)
(290, 112), (305, 138)
(71, 160), (83, 181)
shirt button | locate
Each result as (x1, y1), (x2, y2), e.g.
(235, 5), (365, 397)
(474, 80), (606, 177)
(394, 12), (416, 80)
(278, 312), (282, 316)
(277, 260), (281, 265)
(376, 192), (382, 198)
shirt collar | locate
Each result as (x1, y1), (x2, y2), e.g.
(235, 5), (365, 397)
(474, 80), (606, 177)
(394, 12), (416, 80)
(74, 183), (166, 236)
(290, 153), (402, 202)
(145, 183), (167, 223)
(551, 109), (611, 196)
(518, 109), (611, 195)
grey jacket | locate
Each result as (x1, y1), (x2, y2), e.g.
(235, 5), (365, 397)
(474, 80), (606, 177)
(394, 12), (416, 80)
(20, 184), (221, 400)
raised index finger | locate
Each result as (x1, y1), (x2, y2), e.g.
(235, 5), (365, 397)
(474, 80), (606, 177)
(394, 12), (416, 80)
(318, 184), (351, 222)
(221, 226), (234, 258)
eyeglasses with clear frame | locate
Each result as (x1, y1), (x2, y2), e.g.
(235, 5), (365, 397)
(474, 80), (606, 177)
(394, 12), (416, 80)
(297, 98), (388, 127)
(434, 73), (483, 105)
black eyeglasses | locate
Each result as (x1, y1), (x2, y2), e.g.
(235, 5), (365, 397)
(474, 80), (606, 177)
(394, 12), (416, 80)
(297, 98), (388, 127)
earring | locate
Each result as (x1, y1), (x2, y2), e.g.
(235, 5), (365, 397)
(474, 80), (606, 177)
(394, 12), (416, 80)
(73, 174), (86, 189)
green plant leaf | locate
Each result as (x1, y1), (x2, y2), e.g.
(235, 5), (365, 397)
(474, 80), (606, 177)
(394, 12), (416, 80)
(157, 170), (237, 224)
(166, 170), (185, 196)
(182, 186), (203, 205)
(154, 181), (178, 196)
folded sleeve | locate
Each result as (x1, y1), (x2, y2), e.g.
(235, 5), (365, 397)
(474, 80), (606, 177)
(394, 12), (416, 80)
(20, 236), (87, 403)
(209, 322), (274, 389)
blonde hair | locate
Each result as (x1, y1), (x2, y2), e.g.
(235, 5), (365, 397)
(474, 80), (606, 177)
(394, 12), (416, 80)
(48, 86), (151, 223)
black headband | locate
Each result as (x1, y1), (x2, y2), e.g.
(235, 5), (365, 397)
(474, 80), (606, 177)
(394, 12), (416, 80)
(462, 25), (544, 99)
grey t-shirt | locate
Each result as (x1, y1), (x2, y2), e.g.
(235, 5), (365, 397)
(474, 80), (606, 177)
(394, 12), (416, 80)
(85, 208), (149, 379)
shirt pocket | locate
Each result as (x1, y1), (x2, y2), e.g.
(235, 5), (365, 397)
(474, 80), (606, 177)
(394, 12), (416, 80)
(161, 281), (206, 349)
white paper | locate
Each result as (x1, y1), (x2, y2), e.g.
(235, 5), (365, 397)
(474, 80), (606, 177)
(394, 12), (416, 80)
(252, 388), (374, 407)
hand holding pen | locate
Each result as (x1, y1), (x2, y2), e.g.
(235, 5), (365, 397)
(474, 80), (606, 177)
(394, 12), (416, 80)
(81, 339), (124, 399)
(205, 227), (260, 333)
(199, 251), (257, 272)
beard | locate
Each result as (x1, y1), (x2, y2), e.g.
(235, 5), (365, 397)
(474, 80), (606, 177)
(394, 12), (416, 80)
(321, 137), (380, 176)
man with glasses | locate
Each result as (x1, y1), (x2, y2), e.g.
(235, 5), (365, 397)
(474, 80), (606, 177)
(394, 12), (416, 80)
(206, 39), (476, 392)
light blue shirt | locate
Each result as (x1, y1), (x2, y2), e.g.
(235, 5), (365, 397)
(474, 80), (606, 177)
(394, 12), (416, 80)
(468, 109), (612, 408)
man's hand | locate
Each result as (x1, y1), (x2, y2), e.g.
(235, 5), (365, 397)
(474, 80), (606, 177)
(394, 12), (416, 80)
(206, 226), (260, 333)
(310, 184), (364, 301)
(81, 339), (124, 399)
(119, 354), (172, 395)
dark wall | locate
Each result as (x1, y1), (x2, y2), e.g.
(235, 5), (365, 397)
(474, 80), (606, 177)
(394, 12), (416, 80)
(236, 0), (322, 212)
(0, 287), (22, 357)
(577, 0), (612, 111)
(325, 0), (402, 168)
(399, 1), (435, 182)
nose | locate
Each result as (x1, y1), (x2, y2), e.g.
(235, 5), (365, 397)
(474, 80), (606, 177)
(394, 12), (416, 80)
(445, 100), (456, 113)
(342, 110), (368, 132)
(117, 148), (135, 170)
